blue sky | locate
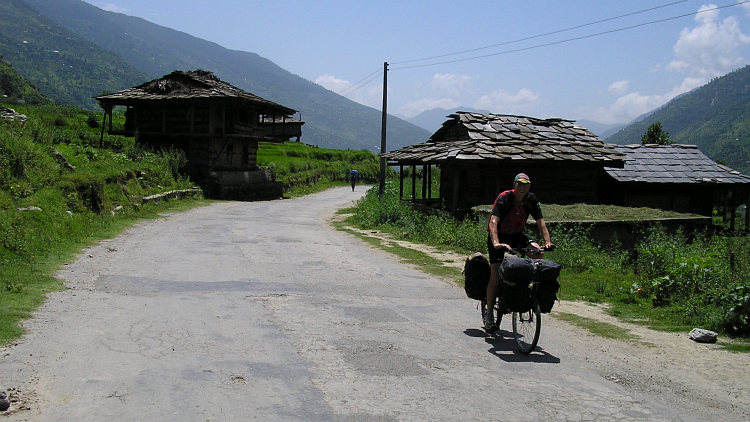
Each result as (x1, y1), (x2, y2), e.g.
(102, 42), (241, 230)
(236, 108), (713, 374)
(84, 1), (750, 127)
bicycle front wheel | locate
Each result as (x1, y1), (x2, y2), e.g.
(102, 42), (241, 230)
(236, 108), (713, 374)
(512, 297), (541, 354)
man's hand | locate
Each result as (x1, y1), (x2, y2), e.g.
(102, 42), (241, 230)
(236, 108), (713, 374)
(494, 242), (511, 251)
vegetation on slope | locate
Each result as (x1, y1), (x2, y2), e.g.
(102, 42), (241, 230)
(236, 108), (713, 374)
(0, 103), (200, 344)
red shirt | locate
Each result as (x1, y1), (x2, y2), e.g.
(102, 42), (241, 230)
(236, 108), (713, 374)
(498, 202), (529, 234)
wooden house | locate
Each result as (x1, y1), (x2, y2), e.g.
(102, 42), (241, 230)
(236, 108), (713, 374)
(381, 112), (624, 214)
(602, 144), (750, 229)
(95, 70), (299, 200)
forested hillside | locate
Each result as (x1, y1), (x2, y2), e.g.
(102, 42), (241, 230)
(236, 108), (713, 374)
(0, 0), (148, 110)
(0, 59), (50, 106)
(606, 65), (750, 174)
(6, 0), (430, 152)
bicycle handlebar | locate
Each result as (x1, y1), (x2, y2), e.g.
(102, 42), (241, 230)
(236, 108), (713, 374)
(501, 244), (555, 255)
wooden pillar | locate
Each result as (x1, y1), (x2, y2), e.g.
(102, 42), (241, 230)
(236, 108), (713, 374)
(399, 164), (404, 200)
(745, 192), (749, 233)
(421, 164), (427, 202)
(99, 108), (107, 148)
(427, 164), (432, 199)
(411, 164), (416, 202)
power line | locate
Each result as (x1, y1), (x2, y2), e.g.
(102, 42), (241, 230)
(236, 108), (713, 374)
(393, 1), (750, 70)
(335, 67), (383, 96)
(391, 0), (689, 66)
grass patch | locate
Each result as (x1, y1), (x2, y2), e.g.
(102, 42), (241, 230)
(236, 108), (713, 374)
(333, 217), (462, 284)
(555, 312), (652, 346)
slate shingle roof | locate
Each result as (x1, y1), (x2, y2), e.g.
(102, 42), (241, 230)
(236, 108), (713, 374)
(382, 112), (623, 164)
(96, 70), (295, 114)
(605, 144), (750, 184)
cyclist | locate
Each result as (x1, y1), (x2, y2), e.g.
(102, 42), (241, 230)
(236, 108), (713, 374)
(350, 169), (359, 191)
(484, 172), (553, 332)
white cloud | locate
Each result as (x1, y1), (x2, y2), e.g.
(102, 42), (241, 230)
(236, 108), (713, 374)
(315, 74), (384, 109)
(667, 4), (750, 79)
(399, 98), (459, 118)
(98, 3), (128, 13)
(315, 74), (351, 92)
(608, 80), (629, 95)
(472, 88), (539, 113)
(593, 5), (750, 125)
(430, 73), (470, 97)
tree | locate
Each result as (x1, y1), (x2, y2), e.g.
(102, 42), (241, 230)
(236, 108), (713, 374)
(641, 121), (673, 145)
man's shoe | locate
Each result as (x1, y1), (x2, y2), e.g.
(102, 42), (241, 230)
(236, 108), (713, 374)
(483, 308), (497, 332)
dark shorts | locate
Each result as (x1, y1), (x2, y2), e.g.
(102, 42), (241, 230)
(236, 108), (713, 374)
(487, 232), (530, 264)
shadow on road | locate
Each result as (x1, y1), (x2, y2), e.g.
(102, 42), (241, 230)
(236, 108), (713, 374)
(463, 328), (561, 363)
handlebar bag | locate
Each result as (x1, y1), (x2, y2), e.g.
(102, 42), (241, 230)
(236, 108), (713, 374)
(463, 252), (490, 300)
(500, 255), (534, 284)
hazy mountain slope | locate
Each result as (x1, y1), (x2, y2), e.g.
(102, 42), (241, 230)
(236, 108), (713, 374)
(404, 107), (490, 133)
(21, 0), (431, 152)
(0, 0), (148, 109)
(605, 65), (750, 174)
(0, 58), (51, 105)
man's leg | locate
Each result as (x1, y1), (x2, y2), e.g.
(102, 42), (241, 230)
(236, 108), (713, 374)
(484, 262), (500, 331)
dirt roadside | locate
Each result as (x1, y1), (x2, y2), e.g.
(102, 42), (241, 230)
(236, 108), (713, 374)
(340, 222), (750, 420)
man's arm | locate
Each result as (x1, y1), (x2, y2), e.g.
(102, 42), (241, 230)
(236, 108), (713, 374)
(536, 218), (552, 248)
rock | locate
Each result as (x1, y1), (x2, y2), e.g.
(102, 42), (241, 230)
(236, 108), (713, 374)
(0, 391), (9, 411)
(0, 106), (26, 124)
(688, 328), (718, 343)
(16, 206), (42, 212)
(52, 148), (76, 171)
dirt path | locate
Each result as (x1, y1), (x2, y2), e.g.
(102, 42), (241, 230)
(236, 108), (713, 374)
(0, 187), (748, 421)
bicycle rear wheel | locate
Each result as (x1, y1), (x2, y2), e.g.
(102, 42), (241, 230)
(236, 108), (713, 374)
(512, 297), (541, 354)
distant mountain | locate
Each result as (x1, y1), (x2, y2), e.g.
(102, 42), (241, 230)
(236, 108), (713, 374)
(404, 107), (491, 133)
(576, 120), (623, 139)
(11, 0), (430, 152)
(0, 58), (51, 105)
(0, 0), (148, 109)
(605, 65), (750, 174)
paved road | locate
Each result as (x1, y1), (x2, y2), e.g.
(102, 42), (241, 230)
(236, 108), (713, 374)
(1, 187), (686, 421)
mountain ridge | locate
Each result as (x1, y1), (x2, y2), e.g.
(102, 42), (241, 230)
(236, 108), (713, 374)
(7, 0), (431, 152)
(605, 65), (750, 174)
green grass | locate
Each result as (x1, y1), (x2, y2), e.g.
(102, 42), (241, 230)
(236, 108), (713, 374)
(0, 103), (206, 345)
(555, 312), (652, 346)
(332, 211), (462, 284)
(257, 141), (382, 198)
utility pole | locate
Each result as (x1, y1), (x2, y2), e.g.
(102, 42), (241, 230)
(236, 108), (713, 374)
(379, 61), (388, 195)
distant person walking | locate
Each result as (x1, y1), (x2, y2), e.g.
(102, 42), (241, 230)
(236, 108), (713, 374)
(350, 169), (359, 191)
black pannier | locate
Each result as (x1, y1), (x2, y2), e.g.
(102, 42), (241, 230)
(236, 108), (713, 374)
(533, 259), (562, 313)
(534, 259), (561, 282)
(463, 252), (490, 300)
(502, 282), (531, 312)
(500, 255), (534, 284)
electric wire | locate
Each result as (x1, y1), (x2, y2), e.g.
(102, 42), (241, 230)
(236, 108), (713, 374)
(391, 0), (689, 66)
(392, 1), (750, 70)
(336, 67), (383, 96)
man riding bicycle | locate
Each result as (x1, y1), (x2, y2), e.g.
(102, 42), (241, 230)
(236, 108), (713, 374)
(484, 172), (553, 332)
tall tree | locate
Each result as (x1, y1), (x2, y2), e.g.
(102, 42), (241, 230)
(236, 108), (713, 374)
(641, 121), (673, 145)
